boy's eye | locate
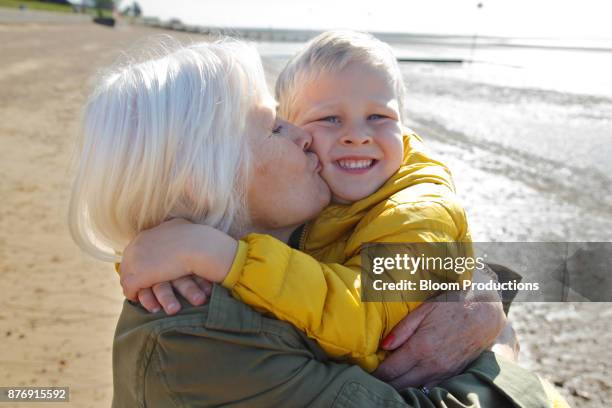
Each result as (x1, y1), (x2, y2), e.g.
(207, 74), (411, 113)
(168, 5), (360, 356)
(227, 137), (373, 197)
(319, 116), (340, 124)
(271, 124), (283, 135)
(368, 114), (386, 120)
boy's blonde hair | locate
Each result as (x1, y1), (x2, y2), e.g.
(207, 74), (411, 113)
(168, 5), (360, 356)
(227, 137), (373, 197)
(275, 30), (406, 122)
(69, 39), (272, 262)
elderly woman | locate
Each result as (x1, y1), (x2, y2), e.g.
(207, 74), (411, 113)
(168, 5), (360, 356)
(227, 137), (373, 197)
(69, 39), (560, 407)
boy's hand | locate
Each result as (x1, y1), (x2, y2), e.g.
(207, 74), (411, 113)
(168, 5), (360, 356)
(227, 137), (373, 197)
(137, 275), (213, 315)
(120, 218), (238, 301)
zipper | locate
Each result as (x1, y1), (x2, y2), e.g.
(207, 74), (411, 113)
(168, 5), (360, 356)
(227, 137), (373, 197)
(298, 222), (312, 251)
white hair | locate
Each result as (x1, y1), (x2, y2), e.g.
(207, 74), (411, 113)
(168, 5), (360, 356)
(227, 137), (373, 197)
(275, 30), (406, 122)
(69, 38), (272, 262)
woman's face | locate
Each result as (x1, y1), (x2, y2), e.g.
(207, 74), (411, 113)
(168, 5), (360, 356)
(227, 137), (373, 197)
(246, 103), (331, 232)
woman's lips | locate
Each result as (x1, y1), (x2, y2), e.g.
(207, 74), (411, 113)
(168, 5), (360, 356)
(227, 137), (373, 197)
(307, 152), (322, 172)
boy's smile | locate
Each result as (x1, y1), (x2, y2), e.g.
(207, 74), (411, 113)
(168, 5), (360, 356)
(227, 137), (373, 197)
(292, 62), (404, 204)
(335, 157), (377, 174)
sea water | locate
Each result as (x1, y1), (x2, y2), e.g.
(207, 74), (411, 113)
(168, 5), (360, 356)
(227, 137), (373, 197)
(393, 38), (612, 222)
(256, 36), (612, 240)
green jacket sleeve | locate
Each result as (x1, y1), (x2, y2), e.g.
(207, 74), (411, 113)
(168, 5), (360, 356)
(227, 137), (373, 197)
(112, 286), (415, 407)
(111, 287), (553, 407)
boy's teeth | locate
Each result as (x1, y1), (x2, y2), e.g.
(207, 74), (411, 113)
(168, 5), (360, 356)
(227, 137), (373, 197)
(338, 159), (373, 169)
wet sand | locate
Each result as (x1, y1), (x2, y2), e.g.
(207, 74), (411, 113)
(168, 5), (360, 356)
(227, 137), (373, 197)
(0, 14), (609, 407)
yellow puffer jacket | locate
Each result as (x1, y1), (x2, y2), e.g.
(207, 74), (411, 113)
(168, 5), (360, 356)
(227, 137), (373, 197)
(222, 132), (472, 372)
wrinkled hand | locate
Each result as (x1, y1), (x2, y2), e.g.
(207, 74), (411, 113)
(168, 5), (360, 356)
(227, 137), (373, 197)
(373, 292), (505, 389)
(137, 274), (213, 315)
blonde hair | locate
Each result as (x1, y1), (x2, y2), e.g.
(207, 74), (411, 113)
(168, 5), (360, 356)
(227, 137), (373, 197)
(69, 39), (272, 262)
(275, 30), (406, 122)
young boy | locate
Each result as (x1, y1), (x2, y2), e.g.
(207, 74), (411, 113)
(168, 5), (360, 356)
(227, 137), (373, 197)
(123, 31), (473, 372)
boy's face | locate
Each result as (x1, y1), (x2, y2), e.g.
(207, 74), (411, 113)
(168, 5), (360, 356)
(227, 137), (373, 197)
(291, 62), (404, 204)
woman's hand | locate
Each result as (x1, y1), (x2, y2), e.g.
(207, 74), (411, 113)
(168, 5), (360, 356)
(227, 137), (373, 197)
(120, 218), (238, 302)
(137, 275), (213, 315)
(373, 268), (506, 389)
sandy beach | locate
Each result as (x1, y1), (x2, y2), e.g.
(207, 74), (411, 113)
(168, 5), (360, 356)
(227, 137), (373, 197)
(0, 12), (610, 407)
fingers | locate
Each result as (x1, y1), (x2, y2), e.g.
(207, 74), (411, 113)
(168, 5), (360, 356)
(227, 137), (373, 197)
(382, 302), (434, 350)
(152, 282), (181, 315)
(119, 272), (139, 301)
(193, 276), (213, 296)
(171, 276), (207, 306)
(387, 364), (438, 390)
(120, 271), (140, 301)
(375, 341), (466, 388)
(387, 356), (463, 390)
(423, 380), (441, 390)
(120, 260), (156, 302)
(373, 342), (418, 382)
(137, 276), (210, 315)
(137, 288), (161, 313)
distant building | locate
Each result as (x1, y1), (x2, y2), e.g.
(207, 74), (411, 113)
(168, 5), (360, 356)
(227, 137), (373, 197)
(66, 0), (95, 12)
(66, 0), (96, 7)
(40, 0), (72, 5)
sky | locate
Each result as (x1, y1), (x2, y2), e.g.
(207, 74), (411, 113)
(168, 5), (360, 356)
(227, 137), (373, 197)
(123, 0), (612, 39)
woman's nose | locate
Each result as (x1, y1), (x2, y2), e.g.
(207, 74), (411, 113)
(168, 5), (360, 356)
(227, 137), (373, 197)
(288, 122), (312, 151)
(340, 122), (373, 146)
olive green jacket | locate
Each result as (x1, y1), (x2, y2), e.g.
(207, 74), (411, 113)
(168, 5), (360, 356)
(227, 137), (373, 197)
(112, 285), (550, 408)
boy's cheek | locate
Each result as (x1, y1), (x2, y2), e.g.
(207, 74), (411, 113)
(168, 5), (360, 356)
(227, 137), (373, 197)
(307, 130), (334, 160)
(384, 129), (405, 150)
